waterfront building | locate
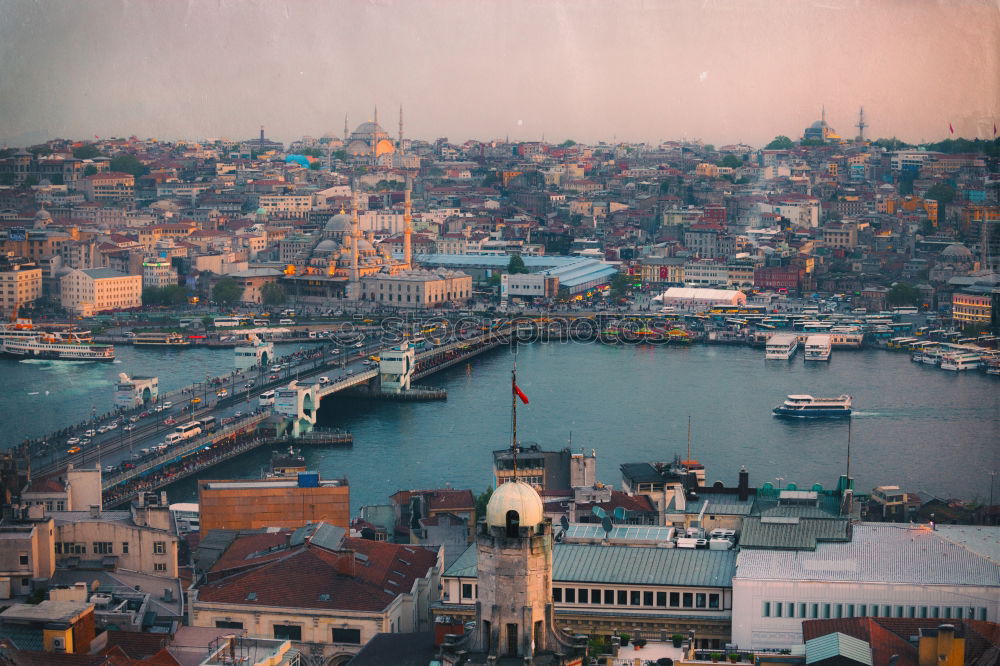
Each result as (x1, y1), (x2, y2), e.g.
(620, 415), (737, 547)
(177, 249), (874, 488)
(655, 286), (747, 309)
(358, 268), (472, 308)
(0, 256), (42, 316)
(493, 444), (597, 491)
(952, 289), (993, 329)
(198, 472), (350, 532)
(730, 523), (1000, 650)
(59, 267), (141, 316)
(189, 522), (440, 665)
(140, 257), (176, 289)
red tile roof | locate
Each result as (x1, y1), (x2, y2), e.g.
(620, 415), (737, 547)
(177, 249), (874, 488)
(24, 476), (65, 494)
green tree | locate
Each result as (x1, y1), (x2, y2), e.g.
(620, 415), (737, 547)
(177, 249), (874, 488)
(212, 277), (243, 306)
(799, 138), (826, 147)
(0, 148), (14, 159)
(559, 139), (577, 148)
(331, 150), (348, 161)
(201, 315), (215, 331)
(261, 282), (286, 306)
(474, 487), (493, 520)
(610, 272), (630, 299)
(83, 165), (98, 176)
(717, 154), (742, 169)
(886, 282), (920, 307)
(924, 183), (956, 204)
(765, 135), (794, 150)
(72, 144), (102, 159)
(109, 154), (148, 177)
(299, 147), (323, 158)
(22, 175), (38, 188)
(161, 284), (189, 306)
(507, 253), (529, 274)
(898, 171), (916, 196)
(702, 144), (715, 153)
(142, 287), (163, 306)
(874, 137), (912, 151)
(309, 160), (321, 170)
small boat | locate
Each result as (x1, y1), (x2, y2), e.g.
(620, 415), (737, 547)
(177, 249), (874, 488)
(132, 332), (189, 346)
(773, 394), (852, 418)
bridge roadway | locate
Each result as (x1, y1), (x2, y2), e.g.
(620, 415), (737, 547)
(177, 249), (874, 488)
(34, 325), (514, 491)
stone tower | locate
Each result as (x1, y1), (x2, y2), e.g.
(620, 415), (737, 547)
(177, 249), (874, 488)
(474, 480), (554, 658)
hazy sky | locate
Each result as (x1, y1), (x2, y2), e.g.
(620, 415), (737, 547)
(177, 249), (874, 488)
(1, 0), (998, 147)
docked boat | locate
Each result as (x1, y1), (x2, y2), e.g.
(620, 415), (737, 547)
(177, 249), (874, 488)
(773, 394), (852, 418)
(132, 332), (189, 346)
(803, 335), (831, 361)
(0, 318), (115, 361)
(940, 352), (981, 372)
(765, 333), (799, 360)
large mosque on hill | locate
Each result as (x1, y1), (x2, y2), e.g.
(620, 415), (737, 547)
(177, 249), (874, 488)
(343, 106), (399, 158)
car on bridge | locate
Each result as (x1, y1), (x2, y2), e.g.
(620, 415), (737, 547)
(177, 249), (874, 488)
(67, 446), (80, 454)
(217, 389), (229, 398)
(318, 377), (331, 385)
(84, 429), (96, 437)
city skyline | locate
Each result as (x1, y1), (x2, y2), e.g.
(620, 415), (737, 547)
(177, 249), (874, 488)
(1, 0), (998, 147)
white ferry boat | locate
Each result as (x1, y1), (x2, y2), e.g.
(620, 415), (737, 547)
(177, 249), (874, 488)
(0, 318), (115, 361)
(803, 335), (832, 362)
(765, 333), (799, 360)
(940, 352), (981, 372)
(132, 332), (189, 346)
(773, 394), (852, 418)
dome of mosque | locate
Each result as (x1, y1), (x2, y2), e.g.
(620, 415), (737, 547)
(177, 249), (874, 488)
(485, 481), (544, 529)
(314, 239), (340, 253)
(325, 213), (352, 232)
(809, 120), (828, 129)
(940, 243), (973, 260)
(355, 237), (375, 253)
(35, 208), (52, 221)
(351, 121), (389, 141)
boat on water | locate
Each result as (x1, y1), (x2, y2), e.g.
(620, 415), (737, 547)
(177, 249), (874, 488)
(132, 332), (189, 346)
(0, 318), (114, 361)
(940, 352), (981, 372)
(268, 446), (306, 478)
(803, 335), (831, 362)
(773, 394), (852, 418)
(765, 333), (798, 360)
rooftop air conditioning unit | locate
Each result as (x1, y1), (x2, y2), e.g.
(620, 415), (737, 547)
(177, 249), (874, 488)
(52, 636), (66, 653)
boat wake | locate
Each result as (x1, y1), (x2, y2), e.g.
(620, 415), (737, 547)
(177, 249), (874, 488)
(19, 359), (98, 366)
(850, 411), (879, 417)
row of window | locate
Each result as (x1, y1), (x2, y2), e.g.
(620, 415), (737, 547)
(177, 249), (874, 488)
(213, 621), (360, 644)
(54, 540), (167, 555)
(762, 601), (989, 621)
(459, 583), (722, 611)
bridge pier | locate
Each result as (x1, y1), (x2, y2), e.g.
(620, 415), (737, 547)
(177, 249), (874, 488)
(274, 381), (319, 438)
(378, 343), (415, 393)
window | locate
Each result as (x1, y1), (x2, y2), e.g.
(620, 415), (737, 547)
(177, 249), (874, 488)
(153, 542), (166, 555)
(565, 588), (575, 603)
(122, 542), (129, 554)
(553, 588), (562, 603)
(618, 590), (627, 606)
(18, 554), (28, 566)
(823, 604), (831, 619)
(215, 620), (243, 629)
(643, 591), (654, 606)
(798, 602), (806, 617)
(93, 542), (113, 554)
(605, 590), (615, 605)
(895, 606), (904, 618)
(154, 563), (167, 572)
(657, 592), (667, 607)
(462, 583), (473, 599)
(774, 602), (782, 618)
(835, 604), (843, 618)
(578, 589), (588, 604)
(630, 590), (641, 606)
(858, 604), (867, 616)
(670, 592), (680, 607)
(273, 625), (301, 641)
(332, 628), (361, 644)
(683, 593), (693, 608)
(763, 602), (771, 617)
(696, 593), (706, 609)
(847, 604), (855, 617)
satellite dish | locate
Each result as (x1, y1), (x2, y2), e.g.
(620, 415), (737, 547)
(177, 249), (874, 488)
(592, 506), (607, 519)
(601, 515), (613, 535)
(560, 515), (569, 531)
(613, 507), (626, 521)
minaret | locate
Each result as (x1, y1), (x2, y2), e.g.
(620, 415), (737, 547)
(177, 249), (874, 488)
(403, 177), (413, 270)
(350, 188), (360, 284)
(856, 107), (868, 142)
(398, 104), (404, 153)
(343, 114), (349, 143)
(371, 105), (379, 159)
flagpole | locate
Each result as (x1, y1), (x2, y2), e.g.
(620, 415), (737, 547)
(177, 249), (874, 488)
(511, 358), (518, 477)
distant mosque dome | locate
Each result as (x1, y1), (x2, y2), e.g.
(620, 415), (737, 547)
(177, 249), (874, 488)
(940, 243), (973, 260)
(325, 212), (353, 233)
(485, 480), (544, 529)
(355, 236), (375, 253)
(347, 120), (396, 157)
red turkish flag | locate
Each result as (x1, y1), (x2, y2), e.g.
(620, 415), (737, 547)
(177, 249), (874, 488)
(513, 383), (529, 405)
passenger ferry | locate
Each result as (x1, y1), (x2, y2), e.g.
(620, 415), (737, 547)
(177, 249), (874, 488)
(940, 352), (981, 372)
(0, 318), (115, 361)
(773, 394), (852, 418)
(132, 332), (189, 346)
(765, 333), (799, 360)
(803, 335), (832, 362)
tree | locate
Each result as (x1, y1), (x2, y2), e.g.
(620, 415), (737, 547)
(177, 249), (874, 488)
(717, 154), (742, 169)
(83, 165), (98, 176)
(610, 272), (631, 299)
(212, 277), (243, 306)
(898, 171), (916, 196)
(309, 160), (321, 170)
(765, 136), (794, 150)
(474, 487), (493, 520)
(72, 144), (102, 159)
(507, 253), (529, 274)
(559, 139), (577, 148)
(924, 183), (956, 204)
(261, 282), (286, 306)
(142, 287), (163, 306)
(331, 150), (348, 161)
(887, 282), (920, 307)
(161, 284), (189, 307)
(799, 138), (826, 147)
(109, 154), (148, 177)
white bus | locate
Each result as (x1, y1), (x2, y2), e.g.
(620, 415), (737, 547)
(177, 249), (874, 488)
(174, 422), (202, 440)
(259, 390), (276, 407)
(892, 307), (918, 316)
(214, 317), (240, 328)
(197, 416), (217, 433)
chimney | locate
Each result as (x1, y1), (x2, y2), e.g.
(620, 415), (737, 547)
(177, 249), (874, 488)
(331, 550), (356, 577)
(89, 505), (100, 519)
(738, 466), (749, 501)
(936, 624), (955, 661)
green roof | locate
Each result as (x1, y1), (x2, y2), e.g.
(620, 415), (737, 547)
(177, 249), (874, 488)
(444, 542), (736, 588)
(739, 516), (851, 551)
(805, 632), (872, 665)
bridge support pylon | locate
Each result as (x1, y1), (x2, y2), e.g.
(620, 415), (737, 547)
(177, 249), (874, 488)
(273, 381), (319, 438)
(378, 342), (415, 393)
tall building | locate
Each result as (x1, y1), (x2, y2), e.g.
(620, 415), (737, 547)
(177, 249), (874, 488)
(60, 268), (142, 316)
(0, 256), (42, 316)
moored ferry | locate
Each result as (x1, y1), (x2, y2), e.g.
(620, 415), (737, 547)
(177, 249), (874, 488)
(939, 352), (981, 372)
(773, 394), (852, 418)
(132, 332), (189, 346)
(0, 318), (115, 361)
(765, 333), (798, 360)
(803, 335), (832, 361)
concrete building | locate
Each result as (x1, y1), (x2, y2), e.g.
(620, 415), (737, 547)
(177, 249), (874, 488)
(493, 445), (597, 491)
(198, 472), (350, 532)
(189, 522), (440, 665)
(80, 171), (135, 205)
(500, 272), (559, 300)
(730, 524), (1000, 650)
(258, 194), (313, 219)
(141, 258), (176, 289)
(0, 599), (96, 654)
(60, 267), (142, 316)
(655, 287), (747, 309)
(0, 517), (56, 599)
(359, 268), (472, 308)
(0, 256), (42, 316)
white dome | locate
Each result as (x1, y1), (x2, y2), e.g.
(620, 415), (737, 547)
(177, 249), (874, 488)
(485, 480), (544, 529)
